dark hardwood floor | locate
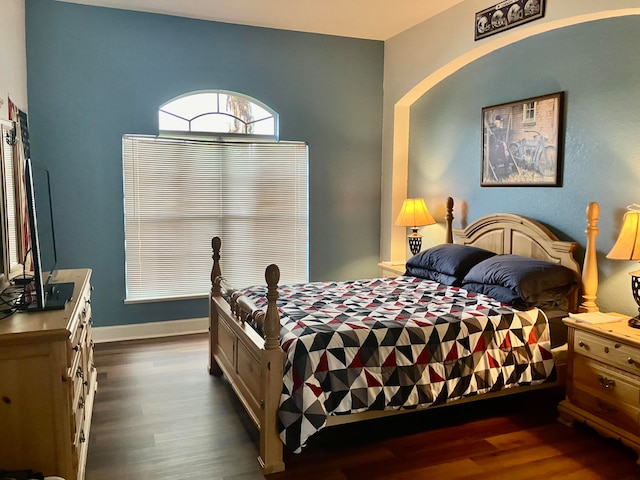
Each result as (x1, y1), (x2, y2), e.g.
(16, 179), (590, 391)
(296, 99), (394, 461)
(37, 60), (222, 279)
(86, 333), (640, 479)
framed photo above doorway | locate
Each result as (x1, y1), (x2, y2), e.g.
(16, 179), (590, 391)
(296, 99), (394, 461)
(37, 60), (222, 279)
(475, 0), (546, 41)
(481, 91), (564, 187)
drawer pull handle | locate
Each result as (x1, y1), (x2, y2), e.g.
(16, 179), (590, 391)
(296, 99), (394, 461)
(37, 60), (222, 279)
(629, 357), (636, 365)
(76, 367), (84, 379)
(80, 430), (86, 443)
(597, 375), (616, 389)
(78, 398), (85, 409)
(578, 341), (585, 348)
(604, 346), (610, 353)
(615, 343), (622, 348)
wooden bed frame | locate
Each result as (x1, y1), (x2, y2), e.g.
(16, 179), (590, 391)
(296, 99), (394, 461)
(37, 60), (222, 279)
(208, 198), (601, 474)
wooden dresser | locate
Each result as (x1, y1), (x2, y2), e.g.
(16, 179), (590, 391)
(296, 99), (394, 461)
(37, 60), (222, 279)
(0, 269), (95, 480)
(558, 315), (640, 461)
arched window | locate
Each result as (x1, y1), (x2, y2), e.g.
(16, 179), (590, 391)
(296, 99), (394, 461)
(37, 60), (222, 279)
(123, 91), (308, 303)
(159, 90), (278, 139)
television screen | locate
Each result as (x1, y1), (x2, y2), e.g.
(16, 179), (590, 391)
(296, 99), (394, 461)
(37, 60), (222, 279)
(24, 158), (73, 310)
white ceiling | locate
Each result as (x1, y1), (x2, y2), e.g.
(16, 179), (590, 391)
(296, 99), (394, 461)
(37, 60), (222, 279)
(56, 0), (464, 40)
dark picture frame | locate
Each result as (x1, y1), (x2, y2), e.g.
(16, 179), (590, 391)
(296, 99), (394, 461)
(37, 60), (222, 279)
(481, 91), (564, 187)
(475, 0), (546, 41)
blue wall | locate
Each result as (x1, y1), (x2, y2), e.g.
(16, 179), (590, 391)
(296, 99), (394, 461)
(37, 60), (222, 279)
(409, 16), (640, 314)
(25, 0), (384, 327)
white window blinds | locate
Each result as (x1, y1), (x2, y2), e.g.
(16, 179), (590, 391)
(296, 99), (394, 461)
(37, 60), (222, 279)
(123, 135), (308, 302)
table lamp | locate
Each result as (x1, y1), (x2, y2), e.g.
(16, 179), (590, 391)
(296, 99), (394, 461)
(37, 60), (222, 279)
(607, 204), (640, 328)
(395, 198), (435, 255)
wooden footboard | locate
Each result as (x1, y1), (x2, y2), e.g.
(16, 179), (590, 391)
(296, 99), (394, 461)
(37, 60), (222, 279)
(209, 237), (285, 474)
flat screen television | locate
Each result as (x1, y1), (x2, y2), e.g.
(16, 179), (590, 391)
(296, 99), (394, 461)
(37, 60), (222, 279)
(24, 157), (74, 310)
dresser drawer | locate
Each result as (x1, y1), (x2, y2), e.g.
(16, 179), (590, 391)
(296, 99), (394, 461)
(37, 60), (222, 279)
(69, 287), (91, 350)
(73, 392), (86, 438)
(573, 329), (640, 376)
(84, 340), (95, 395)
(571, 355), (640, 435)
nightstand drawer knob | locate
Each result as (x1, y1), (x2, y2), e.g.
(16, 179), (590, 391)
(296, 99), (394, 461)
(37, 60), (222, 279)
(604, 347), (609, 353)
(597, 375), (616, 389)
(628, 357), (636, 365)
(578, 341), (585, 348)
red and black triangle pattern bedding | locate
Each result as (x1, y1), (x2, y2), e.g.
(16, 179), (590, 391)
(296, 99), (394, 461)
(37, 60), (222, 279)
(242, 276), (554, 453)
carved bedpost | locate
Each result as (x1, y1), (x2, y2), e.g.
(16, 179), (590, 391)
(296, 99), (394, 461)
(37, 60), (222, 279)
(211, 236), (222, 296)
(259, 263), (285, 473)
(263, 264), (281, 350)
(445, 197), (454, 244)
(579, 202), (600, 313)
(209, 236), (223, 376)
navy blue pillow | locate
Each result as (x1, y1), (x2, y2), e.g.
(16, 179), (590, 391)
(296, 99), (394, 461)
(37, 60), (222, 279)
(462, 254), (579, 306)
(402, 268), (459, 286)
(405, 244), (497, 286)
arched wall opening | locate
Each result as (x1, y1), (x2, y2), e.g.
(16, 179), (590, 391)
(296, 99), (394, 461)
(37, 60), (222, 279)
(388, 8), (640, 262)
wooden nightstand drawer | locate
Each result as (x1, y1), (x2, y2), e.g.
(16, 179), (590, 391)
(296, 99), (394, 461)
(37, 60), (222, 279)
(571, 384), (640, 435)
(573, 329), (640, 376)
(571, 355), (640, 434)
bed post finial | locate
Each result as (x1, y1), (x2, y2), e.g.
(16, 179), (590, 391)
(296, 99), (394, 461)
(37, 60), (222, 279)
(211, 237), (222, 296)
(264, 264), (281, 350)
(579, 202), (600, 313)
(445, 197), (454, 244)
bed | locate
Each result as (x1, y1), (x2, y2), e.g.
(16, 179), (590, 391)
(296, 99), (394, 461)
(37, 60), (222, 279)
(208, 198), (601, 474)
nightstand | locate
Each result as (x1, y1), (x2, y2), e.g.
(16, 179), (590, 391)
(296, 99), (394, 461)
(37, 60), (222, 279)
(558, 314), (640, 462)
(377, 261), (406, 277)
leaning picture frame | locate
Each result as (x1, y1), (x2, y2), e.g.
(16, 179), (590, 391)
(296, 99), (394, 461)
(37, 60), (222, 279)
(481, 91), (564, 187)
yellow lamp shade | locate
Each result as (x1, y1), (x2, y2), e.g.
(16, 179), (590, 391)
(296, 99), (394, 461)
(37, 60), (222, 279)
(607, 206), (640, 327)
(607, 209), (640, 260)
(395, 198), (435, 228)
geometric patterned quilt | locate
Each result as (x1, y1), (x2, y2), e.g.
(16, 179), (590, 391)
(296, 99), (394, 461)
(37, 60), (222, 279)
(242, 275), (554, 453)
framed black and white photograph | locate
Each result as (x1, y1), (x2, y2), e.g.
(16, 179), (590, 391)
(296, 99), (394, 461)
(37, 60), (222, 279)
(481, 91), (563, 187)
(475, 0), (546, 41)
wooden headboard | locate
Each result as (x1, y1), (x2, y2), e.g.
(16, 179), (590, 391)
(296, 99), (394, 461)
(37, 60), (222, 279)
(446, 201), (600, 314)
(452, 213), (580, 275)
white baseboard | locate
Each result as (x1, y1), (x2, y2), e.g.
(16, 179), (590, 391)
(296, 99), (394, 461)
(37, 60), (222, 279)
(93, 317), (208, 343)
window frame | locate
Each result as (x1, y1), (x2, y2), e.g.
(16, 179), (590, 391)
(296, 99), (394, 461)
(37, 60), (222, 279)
(159, 90), (279, 142)
(523, 101), (536, 124)
(122, 137), (309, 303)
